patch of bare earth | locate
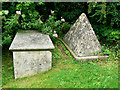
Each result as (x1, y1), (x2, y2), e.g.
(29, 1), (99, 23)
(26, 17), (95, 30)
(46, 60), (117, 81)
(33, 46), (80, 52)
(57, 43), (68, 56)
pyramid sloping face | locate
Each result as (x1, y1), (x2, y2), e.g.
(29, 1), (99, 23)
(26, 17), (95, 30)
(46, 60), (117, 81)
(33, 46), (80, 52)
(63, 13), (101, 57)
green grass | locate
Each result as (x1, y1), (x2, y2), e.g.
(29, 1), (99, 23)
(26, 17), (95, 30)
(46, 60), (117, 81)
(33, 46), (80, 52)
(2, 39), (118, 88)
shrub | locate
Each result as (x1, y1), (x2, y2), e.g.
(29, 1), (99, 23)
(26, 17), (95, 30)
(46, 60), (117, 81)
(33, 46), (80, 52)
(2, 7), (71, 47)
(93, 25), (120, 45)
(88, 2), (120, 27)
(53, 2), (87, 23)
(2, 2), (119, 48)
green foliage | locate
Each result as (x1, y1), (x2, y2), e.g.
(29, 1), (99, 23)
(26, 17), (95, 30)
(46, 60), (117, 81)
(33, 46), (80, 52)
(93, 25), (120, 45)
(2, 50), (14, 85)
(2, 2), (119, 88)
(38, 14), (63, 36)
(2, 10), (21, 46)
(2, 2), (44, 47)
(14, 2), (41, 30)
(56, 39), (72, 57)
(88, 2), (120, 27)
(2, 10), (9, 15)
(100, 44), (119, 60)
(2, 2), (120, 49)
(58, 22), (72, 35)
(2, 2), (71, 47)
(117, 49), (120, 58)
(53, 2), (87, 23)
(2, 40), (118, 88)
(0, 35), (2, 46)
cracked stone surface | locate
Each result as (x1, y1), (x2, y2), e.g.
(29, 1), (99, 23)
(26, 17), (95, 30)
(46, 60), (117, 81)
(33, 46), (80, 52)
(9, 30), (55, 50)
(63, 13), (101, 57)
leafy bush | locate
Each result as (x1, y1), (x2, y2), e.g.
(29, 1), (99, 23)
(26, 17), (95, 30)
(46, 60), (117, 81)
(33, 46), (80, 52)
(93, 25), (120, 45)
(2, 2), (120, 48)
(88, 2), (120, 46)
(53, 2), (87, 23)
(2, 2), (45, 47)
(88, 2), (120, 27)
(100, 44), (119, 60)
(2, 7), (71, 47)
(2, 10), (20, 47)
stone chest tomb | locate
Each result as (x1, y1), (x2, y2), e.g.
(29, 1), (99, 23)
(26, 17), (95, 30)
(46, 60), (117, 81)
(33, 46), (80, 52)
(9, 30), (55, 79)
(63, 13), (108, 60)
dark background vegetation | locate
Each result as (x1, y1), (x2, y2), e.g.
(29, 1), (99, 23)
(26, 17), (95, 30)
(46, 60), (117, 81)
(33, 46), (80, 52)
(2, 2), (119, 88)
(2, 2), (120, 50)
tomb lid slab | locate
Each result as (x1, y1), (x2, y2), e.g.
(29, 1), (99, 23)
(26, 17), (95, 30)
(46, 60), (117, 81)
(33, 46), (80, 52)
(9, 30), (55, 51)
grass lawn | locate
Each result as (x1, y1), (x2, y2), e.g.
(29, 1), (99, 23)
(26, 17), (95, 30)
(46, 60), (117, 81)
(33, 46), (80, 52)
(2, 39), (118, 88)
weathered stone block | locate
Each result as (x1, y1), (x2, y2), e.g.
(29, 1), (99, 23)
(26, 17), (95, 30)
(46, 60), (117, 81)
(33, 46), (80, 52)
(13, 51), (51, 79)
(63, 13), (108, 60)
(9, 30), (55, 79)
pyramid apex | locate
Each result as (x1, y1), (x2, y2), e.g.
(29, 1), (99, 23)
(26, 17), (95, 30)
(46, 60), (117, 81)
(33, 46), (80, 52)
(78, 13), (88, 22)
(81, 13), (86, 16)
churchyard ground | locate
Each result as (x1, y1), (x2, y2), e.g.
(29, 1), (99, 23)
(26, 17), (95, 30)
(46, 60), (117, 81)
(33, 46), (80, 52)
(2, 39), (118, 88)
